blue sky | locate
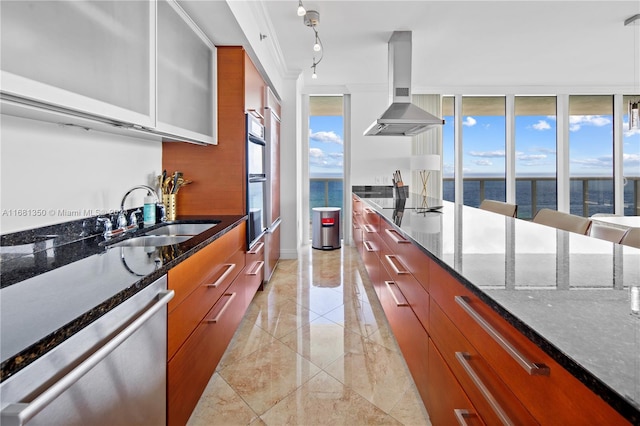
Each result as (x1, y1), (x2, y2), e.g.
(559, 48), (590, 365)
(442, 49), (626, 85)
(309, 115), (344, 176)
(443, 113), (640, 177)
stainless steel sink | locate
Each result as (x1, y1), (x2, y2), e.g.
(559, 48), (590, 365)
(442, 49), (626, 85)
(144, 223), (217, 236)
(110, 235), (192, 247)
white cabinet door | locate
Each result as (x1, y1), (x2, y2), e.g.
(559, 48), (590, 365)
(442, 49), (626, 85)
(156, 0), (216, 145)
(0, 0), (155, 127)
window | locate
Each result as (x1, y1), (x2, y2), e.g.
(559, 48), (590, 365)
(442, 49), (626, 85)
(442, 96), (455, 202)
(462, 96), (506, 207)
(515, 96), (557, 219)
(569, 95), (614, 217)
(623, 95), (640, 216)
(309, 96), (344, 234)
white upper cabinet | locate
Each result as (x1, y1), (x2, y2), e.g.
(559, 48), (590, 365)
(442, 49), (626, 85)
(0, 0), (216, 145)
(0, 0), (155, 127)
(157, 1), (216, 145)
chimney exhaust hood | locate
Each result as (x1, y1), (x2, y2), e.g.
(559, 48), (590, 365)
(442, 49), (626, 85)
(364, 31), (444, 137)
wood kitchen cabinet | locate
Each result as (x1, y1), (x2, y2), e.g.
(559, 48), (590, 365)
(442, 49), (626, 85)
(167, 222), (253, 426)
(163, 47), (266, 216)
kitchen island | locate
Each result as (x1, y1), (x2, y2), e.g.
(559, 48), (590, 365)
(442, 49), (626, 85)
(353, 190), (639, 425)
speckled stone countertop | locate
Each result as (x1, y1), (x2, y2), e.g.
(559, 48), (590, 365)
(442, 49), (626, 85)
(0, 214), (246, 382)
(354, 190), (640, 424)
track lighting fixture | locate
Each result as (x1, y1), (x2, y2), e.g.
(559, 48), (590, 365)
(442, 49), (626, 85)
(301, 8), (323, 79)
(297, 0), (306, 17)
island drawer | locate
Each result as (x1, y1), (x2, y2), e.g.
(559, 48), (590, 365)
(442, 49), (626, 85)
(379, 219), (430, 293)
(426, 337), (485, 426)
(378, 236), (429, 333)
(429, 260), (629, 425)
(430, 300), (537, 425)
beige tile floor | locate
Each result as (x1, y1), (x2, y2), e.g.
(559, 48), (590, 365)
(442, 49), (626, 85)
(187, 245), (432, 426)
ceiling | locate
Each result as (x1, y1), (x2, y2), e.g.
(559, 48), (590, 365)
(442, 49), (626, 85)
(183, 1), (640, 95)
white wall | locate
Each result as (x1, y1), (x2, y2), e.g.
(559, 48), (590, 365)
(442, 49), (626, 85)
(0, 115), (162, 233)
(350, 90), (412, 186)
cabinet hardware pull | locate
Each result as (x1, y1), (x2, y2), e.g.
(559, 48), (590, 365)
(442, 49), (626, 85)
(363, 224), (376, 233)
(206, 293), (237, 323)
(454, 409), (477, 426)
(363, 207), (374, 214)
(455, 352), (513, 426)
(248, 242), (265, 255)
(352, 223), (361, 230)
(363, 241), (375, 252)
(385, 228), (410, 244)
(247, 261), (265, 276)
(0, 290), (174, 426)
(455, 296), (550, 376)
(247, 109), (264, 120)
(207, 264), (236, 288)
(385, 255), (409, 275)
(385, 281), (408, 307)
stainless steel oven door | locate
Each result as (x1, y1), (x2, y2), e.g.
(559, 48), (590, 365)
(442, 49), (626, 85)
(248, 177), (266, 246)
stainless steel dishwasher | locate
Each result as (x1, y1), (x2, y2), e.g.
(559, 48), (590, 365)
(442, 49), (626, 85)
(0, 275), (173, 426)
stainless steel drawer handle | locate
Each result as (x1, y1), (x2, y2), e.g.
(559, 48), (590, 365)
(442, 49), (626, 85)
(206, 293), (237, 323)
(363, 241), (375, 253)
(454, 409), (478, 426)
(385, 281), (408, 307)
(247, 261), (265, 276)
(363, 207), (374, 214)
(352, 222), (361, 230)
(384, 254), (409, 275)
(385, 228), (410, 244)
(363, 224), (376, 233)
(0, 290), (175, 426)
(207, 264), (236, 288)
(247, 241), (264, 255)
(455, 352), (513, 426)
(455, 296), (550, 376)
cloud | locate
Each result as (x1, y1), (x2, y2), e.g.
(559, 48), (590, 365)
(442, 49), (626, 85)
(309, 147), (343, 169)
(623, 153), (640, 166)
(309, 129), (343, 145)
(517, 154), (547, 161)
(535, 147), (557, 155)
(473, 159), (493, 166)
(309, 147), (324, 158)
(469, 150), (505, 158)
(532, 120), (551, 131)
(623, 124), (640, 137)
(571, 153), (640, 169)
(463, 116), (477, 127)
(569, 115), (611, 132)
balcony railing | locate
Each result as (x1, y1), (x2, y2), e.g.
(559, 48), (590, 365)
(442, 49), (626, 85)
(443, 176), (640, 219)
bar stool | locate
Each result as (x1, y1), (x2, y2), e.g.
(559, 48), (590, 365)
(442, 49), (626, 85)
(589, 222), (628, 244)
(620, 228), (640, 249)
(532, 208), (591, 235)
(479, 199), (517, 217)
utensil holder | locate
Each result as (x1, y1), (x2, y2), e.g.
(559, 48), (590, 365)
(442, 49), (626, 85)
(164, 194), (177, 221)
(393, 184), (408, 199)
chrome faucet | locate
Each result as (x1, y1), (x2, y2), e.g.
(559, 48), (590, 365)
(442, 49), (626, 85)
(119, 185), (161, 231)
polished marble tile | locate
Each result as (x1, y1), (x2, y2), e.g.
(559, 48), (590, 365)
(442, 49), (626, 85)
(187, 373), (258, 426)
(260, 371), (402, 425)
(218, 339), (322, 415)
(323, 337), (413, 413)
(190, 245), (430, 426)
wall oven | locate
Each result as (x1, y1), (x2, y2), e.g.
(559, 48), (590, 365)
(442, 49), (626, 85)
(247, 113), (267, 247)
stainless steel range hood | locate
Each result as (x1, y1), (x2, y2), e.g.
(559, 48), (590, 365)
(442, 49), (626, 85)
(364, 31), (444, 136)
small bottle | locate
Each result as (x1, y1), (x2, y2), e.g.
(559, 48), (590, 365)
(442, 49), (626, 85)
(143, 194), (156, 226)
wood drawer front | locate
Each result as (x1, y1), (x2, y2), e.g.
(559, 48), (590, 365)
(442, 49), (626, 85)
(352, 195), (363, 216)
(245, 239), (266, 299)
(379, 237), (429, 333)
(377, 265), (429, 404)
(379, 220), (430, 293)
(167, 222), (245, 311)
(168, 248), (245, 360)
(427, 338), (485, 426)
(352, 218), (363, 254)
(168, 277), (250, 426)
(430, 300), (537, 425)
(362, 234), (382, 299)
(362, 206), (380, 229)
(429, 261), (629, 425)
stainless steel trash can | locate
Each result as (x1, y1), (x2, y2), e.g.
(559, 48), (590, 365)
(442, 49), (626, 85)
(312, 207), (341, 250)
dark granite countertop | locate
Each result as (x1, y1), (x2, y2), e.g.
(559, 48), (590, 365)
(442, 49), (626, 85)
(0, 214), (247, 382)
(354, 190), (640, 423)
